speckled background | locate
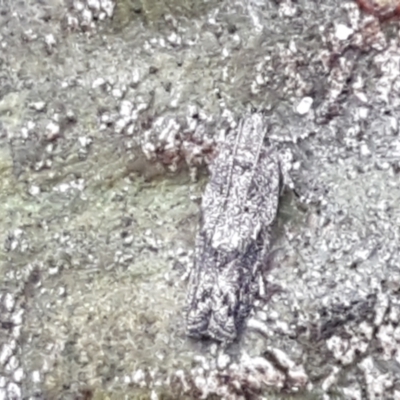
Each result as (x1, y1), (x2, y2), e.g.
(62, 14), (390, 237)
(1, 0), (400, 399)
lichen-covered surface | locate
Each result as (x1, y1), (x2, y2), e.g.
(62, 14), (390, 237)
(1, 0), (400, 399)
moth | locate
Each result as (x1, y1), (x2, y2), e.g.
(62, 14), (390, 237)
(186, 113), (283, 342)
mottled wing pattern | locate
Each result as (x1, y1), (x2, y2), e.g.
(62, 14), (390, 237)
(186, 113), (281, 342)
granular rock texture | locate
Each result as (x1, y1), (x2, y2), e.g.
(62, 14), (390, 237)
(356, 0), (400, 19)
(1, 0), (400, 399)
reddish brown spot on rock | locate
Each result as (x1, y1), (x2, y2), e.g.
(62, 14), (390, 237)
(356, 0), (400, 19)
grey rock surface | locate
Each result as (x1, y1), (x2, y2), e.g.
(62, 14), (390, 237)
(1, 0), (400, 399)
